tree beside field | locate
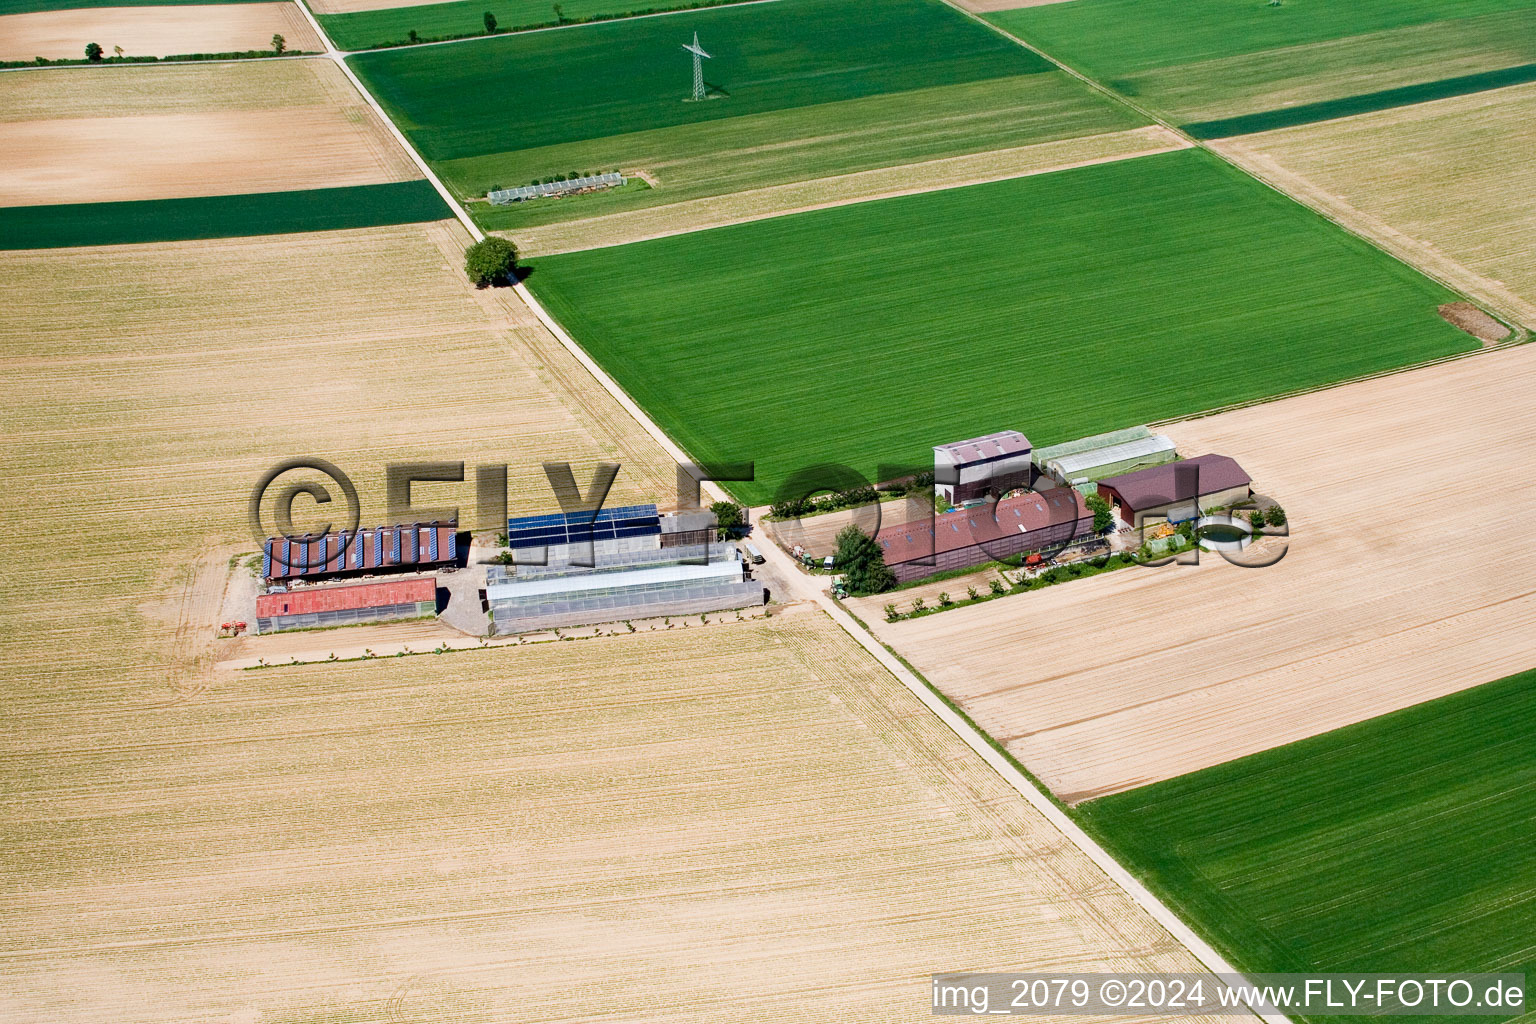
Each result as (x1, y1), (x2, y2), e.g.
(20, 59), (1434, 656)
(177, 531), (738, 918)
(1086, 492), (1114, 534)
(710, 500), (745, 539)
(835, 525), (895, 595)
(483, 11), (498, 33)
(464, 237), (517, 287)
(272, 34), (286, 55)
(85, 42), (103, 62)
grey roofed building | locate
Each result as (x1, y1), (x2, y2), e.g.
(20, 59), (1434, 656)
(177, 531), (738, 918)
(933, 429), (1033, 505)
(485, 544), (763, 633)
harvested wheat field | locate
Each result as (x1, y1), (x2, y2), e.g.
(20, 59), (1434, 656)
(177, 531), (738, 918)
(860, 342), (1536, 803)
(1213, 81), (1536, 329)
(513, 126), (1187, 255)
(0, 4), (321, 62)
(0, 219), (673, 703)
(0, 228), (1235, 1017)
(0, 59), (419, 206)
(0, 612), (1240, 1024)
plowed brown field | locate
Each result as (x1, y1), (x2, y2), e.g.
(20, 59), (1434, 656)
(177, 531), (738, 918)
(862, 342), (1536, 802)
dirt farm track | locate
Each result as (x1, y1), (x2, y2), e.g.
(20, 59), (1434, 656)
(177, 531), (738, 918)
(861, 341), (1536, 802)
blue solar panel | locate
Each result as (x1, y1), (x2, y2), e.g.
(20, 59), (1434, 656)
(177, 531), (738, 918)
(507, 504), (660, 549)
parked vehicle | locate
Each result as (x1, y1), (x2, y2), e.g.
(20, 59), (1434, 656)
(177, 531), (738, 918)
(743, 541), (765, 564)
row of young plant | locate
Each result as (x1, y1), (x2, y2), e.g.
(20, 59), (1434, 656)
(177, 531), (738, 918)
(366, 0), (744, 51)
(767, 473), (935, 521)
(882, 531), (1201, 622)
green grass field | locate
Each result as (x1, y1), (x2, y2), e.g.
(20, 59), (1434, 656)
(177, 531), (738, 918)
(463, 74), (1144, 231)
(0, 181), (449, 249)
(320, 0), (736, 51)
(350, 0), (1049, 159)
(526, 148), (1472, 506)
(990, 0), (1536, 125)
(1077, 666), (1536, 1021)
(347, 0), (1133, 221)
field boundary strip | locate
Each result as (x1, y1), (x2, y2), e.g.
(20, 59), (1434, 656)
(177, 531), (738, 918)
(294, 6), (1298, 1012)
(1183, 62), (1536, 139)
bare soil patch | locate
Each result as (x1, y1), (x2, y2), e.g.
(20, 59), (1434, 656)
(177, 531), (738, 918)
(871, 342), (1536, 802)
(1438, 301), (1511, 344)
(0, 4), (320, 61)
(0, 107), (418, 206)
(0, 59), (420, 204)
(764, 495), (934, 558)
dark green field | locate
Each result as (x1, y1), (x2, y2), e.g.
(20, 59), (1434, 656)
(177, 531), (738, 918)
(990, 0), (1536, 126)
(0, 181), (449, 249)
(344, 0), (1131, 222)
(320, 0), (735, 51)
(526, 148), (1472, 506)
(350, 0), (1050, 159)
(1077, 667), (1536, 1022)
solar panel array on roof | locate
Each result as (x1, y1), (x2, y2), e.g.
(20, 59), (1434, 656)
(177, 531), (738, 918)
(262, 521), (458, 581)
(507, 504), (660, 551)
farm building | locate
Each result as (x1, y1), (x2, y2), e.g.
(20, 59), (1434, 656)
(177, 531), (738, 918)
(876, 487), (1093, 584)
(1038, 433), (1177, 487)
(262, 520), (457, 583)
(660, 509), (718, 549)
(507, 503), (661, 564)
(1096, 455), (1252, 526)
(486, 544), (763, 633)
(934, 430), (1033, 505)
(254, 577), (436, 634)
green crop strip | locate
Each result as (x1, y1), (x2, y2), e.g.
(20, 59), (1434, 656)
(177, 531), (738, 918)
(1184, 62), (1536, 138)
(0, 181), (450, 250)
